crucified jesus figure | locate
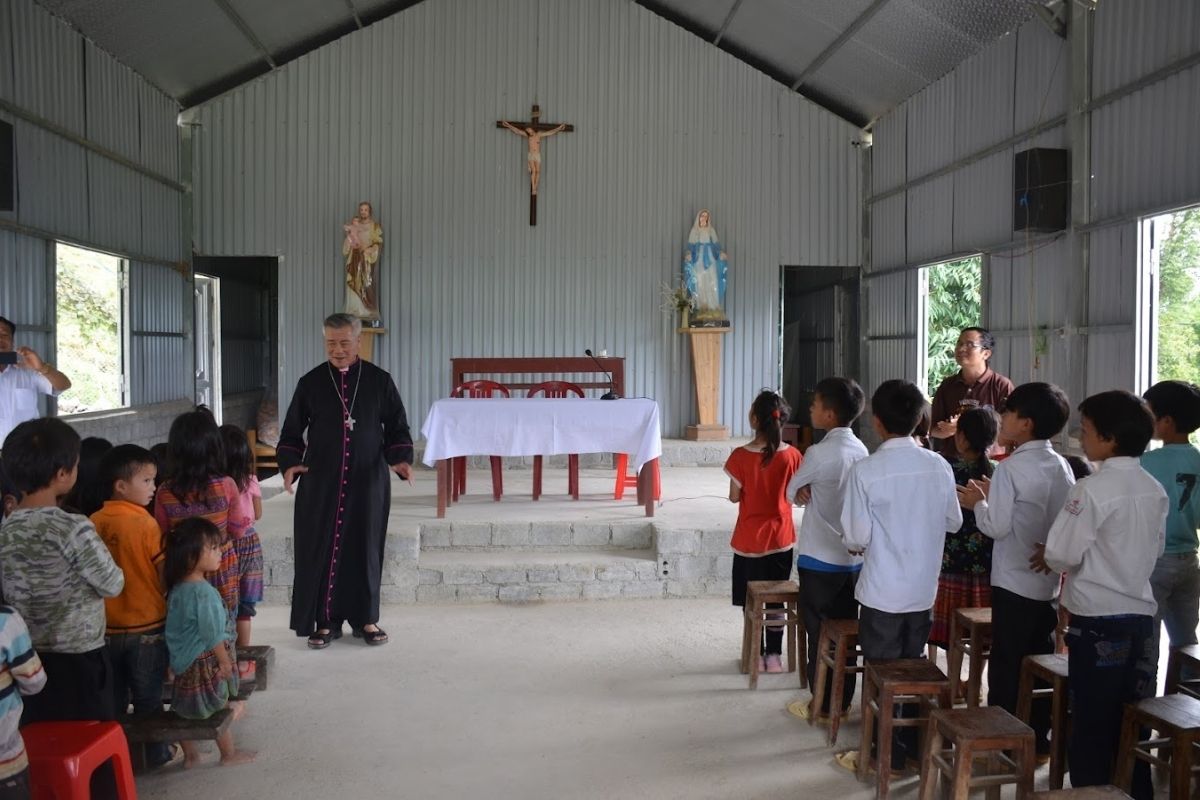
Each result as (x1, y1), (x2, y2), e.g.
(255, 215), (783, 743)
(500, 121), (567, 195)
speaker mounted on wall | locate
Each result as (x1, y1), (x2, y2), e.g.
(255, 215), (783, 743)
(0, 120), (12, 212)
(1014, 147), (1069, 233)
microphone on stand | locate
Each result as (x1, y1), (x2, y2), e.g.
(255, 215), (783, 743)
(585, 349), (620, 400)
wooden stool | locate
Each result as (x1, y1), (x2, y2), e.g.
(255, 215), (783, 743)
(1016, 653), (1070, 790)
(859, 659), (952, 800)
(946, 607), (992, 707)
(1165, 644), (1200, 699)
(740, 580), (804, 690)
(1029, 787), (1132, 798)
(24, 721), (139, 800)
(1114, 694), (1200, 798)
(919, 706), (1035, 800)
(809, 618), (865, 745)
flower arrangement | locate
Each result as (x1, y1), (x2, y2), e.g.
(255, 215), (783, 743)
(660, 282), (695, 319)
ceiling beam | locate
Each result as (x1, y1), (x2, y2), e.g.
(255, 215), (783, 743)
(344, 0), (364, 29)
(210, 0), (278, 69)
(790, 0), (892, 91)
(712, 0), (746, 46)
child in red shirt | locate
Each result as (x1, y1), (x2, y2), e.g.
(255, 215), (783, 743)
(725, 390), (803, 673)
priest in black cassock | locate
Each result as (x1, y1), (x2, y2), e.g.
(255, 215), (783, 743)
(278, 313), (414, 649)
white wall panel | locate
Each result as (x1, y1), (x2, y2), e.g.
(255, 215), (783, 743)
(9, 0), (85, 135)
(906, 175), (954, 265)
(1013, 21), (1067, 132)
(905, 77), (956, 176)
(871, 107), (906, 195)
(1093, 0), (1200, 97)
(954, 32), (1015, 157)
(952, 150), (1012, 252)
(191, 0), (862, 438)
(871, 193), (906, 271)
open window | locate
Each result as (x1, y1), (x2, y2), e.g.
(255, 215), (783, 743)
(55, 243), (129, 414)
(919, 256), (983, 396)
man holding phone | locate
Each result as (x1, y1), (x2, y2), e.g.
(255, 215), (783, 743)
(0, 316), (71, 446)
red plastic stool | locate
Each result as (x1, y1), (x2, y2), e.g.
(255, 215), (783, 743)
(613, 453), (661, 501)
(24, 721), (139, 800)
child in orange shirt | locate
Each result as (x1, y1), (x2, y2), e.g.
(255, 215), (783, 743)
(725, 390), (803, 673)
(91, 444), (175, 769)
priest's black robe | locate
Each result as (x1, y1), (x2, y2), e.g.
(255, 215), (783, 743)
(277, 358), (413, 636)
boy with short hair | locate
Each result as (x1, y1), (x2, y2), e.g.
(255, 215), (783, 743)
(958, 381), (1074, 755)
(1140, 381), (1200, 672)
(1043, 391), (1166, 799)
(91, 444), (173, 768)
(0, 604), (45, 800)
(0, 418), (124, 725)
(785, 377), (869, 719)
(837, 380), (962, 772)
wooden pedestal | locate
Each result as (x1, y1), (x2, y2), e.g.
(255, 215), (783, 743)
(358, 327), (386, 362)
(679, 326), (731, 440)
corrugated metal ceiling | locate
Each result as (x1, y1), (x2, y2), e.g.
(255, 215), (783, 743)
(30, 0), (1034, 124)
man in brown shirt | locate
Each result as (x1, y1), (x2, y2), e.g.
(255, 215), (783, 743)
(930, 327), (1014, 460)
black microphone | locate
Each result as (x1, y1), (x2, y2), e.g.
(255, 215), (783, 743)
(584, 349), (620, 400)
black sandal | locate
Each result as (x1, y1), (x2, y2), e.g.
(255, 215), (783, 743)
(353, 626), (389, 646)
(307, 627), (342, 649)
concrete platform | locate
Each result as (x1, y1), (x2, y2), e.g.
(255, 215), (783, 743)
(256, 459), (753, 605)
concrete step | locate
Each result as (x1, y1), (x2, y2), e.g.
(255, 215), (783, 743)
(419, 520), (653, 551)
(416, 549), (678, 604)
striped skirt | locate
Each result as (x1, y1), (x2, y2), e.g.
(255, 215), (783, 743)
(929, 573), (991, 649)
(172, 640), (239, 720)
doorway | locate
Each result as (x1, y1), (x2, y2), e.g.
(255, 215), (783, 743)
(193, 274), (223, 421)
(918, 256), (983, 396)
(781, 266), (860, 431)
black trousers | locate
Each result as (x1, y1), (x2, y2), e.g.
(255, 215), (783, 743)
(1066, 614), (1155, 800)
(798, 567), (859, 714)
(0, 768), (29, 800)
(988, 586), (1057, 751)
(732, 550), (793, 655)
(860, 605), (933, 770)
(19, 648), (118, 800)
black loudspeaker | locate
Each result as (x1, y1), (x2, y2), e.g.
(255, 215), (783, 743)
(1014, 147), (1069, 233)
(0, 120), (12, 212)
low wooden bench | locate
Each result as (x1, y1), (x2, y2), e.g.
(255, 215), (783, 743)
(237, 645), (276, 690)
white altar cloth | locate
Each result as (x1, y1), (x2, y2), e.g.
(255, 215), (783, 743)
(421, 398), (662, 471)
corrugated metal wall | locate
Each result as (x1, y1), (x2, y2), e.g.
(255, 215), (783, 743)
(0, 0), (186, 408)
(190, 0), (862, 438)
(864, 2), (1200, 413)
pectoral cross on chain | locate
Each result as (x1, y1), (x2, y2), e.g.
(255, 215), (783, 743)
(345, 415), (356, 431)
(496, 104), (574, 226)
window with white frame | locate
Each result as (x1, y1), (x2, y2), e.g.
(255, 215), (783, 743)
(55, 243), (129, 414)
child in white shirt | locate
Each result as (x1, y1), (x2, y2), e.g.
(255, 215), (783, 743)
(837, 380), (961, 774)
(785, 377), (869, 718)
(1042, 390), (1166, 800)
(957, 381), (1074, 756)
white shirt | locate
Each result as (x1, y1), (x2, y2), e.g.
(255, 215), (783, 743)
(0, 365), (56, 446)
(841, 437), (963, 613)
(972, 439), (1075, 601)
(785, 428), (869, 568)
(1044, 456), (1167, 617)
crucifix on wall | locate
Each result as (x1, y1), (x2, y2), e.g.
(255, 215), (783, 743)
(496, 104), (574, 225)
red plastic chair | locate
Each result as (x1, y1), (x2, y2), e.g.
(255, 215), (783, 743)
(450, 380), (510, 501)
(528, 381), (584, 500)
(24, 721), (139, 800)
(614, 454), (662, 501)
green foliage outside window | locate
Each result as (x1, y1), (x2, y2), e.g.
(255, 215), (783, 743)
(1156, 208), (1200, 389)
(56, 244), (124, 414)
(926, 257), (983, 396)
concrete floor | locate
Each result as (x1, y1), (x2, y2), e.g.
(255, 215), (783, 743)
(133, 600), (1084, 800)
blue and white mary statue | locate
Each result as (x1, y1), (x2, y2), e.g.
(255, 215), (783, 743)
(682, 209), (729, 324)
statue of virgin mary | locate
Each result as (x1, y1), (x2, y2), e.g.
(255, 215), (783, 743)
(682, 209), (729, 324)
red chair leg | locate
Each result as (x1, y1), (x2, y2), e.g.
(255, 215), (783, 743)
(533, 455), (542, 501)
(614, 453), (629, 500)
(569, 454), (579, 500)
(490, 456), (503, 501)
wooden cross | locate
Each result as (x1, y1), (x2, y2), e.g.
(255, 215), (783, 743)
(496, 104), (574, 226)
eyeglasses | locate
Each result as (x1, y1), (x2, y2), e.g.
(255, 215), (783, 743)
(954, 342), (987, 352)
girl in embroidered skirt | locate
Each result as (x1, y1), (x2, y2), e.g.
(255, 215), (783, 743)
(219, 425), (264, 677)
(155, 412), (246, 631)
(929, 406), (999, 655)
(724, 390), (803, 674)
(164, 518), (255, 767)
